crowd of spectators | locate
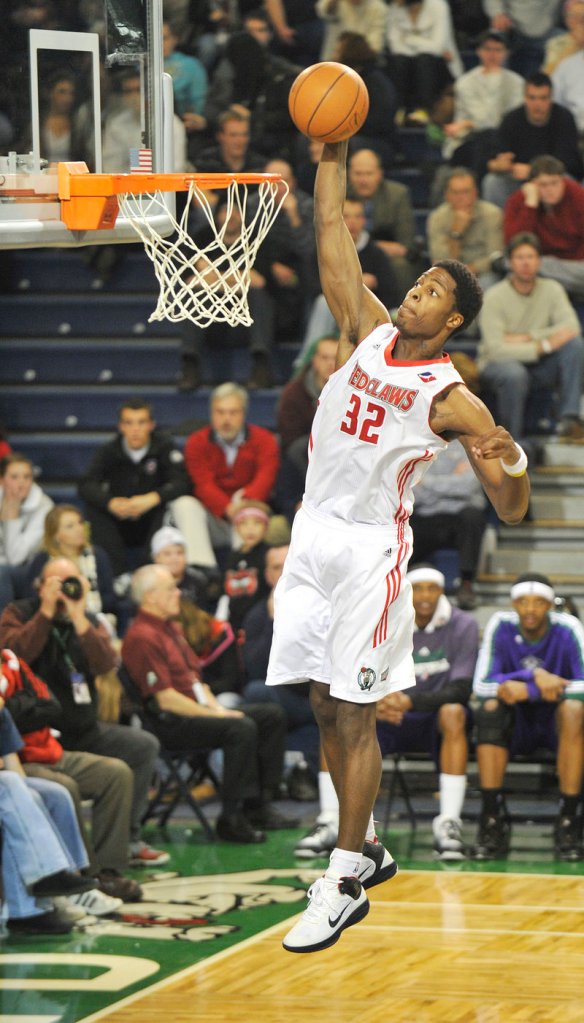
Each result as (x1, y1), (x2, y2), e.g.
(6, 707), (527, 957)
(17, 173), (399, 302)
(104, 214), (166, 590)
(2, 0), (584, 935)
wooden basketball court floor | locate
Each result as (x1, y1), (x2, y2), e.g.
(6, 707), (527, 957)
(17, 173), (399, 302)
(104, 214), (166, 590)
(80, 862), (584, 1023)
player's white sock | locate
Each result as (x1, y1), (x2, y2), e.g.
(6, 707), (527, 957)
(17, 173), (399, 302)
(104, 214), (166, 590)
(326, 847), (362, 881)
(317, 771), (339, 824)
(439, 773), (467, 820)
(365, 814), (376, 842)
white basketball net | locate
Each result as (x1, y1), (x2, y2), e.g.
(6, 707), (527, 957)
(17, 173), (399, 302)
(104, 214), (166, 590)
(118, 177), (288, 327)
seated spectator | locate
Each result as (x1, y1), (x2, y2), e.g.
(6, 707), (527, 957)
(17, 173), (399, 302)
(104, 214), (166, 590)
(503, 155), (584, 300)
(409, 440), (487, 610)
(0, 703), (121, 927)
(0, 646), (140, 904)
(151, 525), (221, 612)
(472, 572), (584, 861)
(194, 107), (267, 174)
(264, 0), (324, 67)
(551, 28), (584, 135)
(0, 423), (11, 462)
(316, 0), (387, 61)
(481, 72), (584, 209)
(346, 148), (423, 298)
(122, 564), (297, 842)
(102, 68), (188, 172)
(483, 0), (561, 77)
(177, 383), (280, 569)
(427, 166), (504, 297)
(245, 157), (318, 387)
(223, 500), (272, 634)
(163, 18), (209, 162)
(385, 0), (463, 125)
(0, 453), (53, 612)
(542, 0), (584, 75)
(25, 503), (117, 618)
(296, 196), (399, 363)
(276, 336), (339, 520)
(16, 69), (87, 166)
(177, 201), (260, 391)
(332, 32), (399, 170)
(441, 30), (524, 182)
(241, 543), (320, 768)
(293, 137), (324, 195)
(0, 767), (89, 935)
(0, 558), (166, 875)
(77, 398), (191, 592)
(478, 231), (584, 441)
(376, 565), (479, 860)
(183, 0), (240, 72)
(203, 10), (300, 160)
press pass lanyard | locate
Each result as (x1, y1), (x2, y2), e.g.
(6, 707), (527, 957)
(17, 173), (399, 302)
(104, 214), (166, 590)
(51, 625), (92, 704)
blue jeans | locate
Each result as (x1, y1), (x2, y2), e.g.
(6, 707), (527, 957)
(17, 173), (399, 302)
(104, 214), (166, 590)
(480, 336), (584, 439)
(0, 773), (86, 920)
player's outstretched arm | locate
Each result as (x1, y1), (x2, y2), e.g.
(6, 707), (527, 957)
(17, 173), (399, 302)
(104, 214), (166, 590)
(435, 386), (530, 525)
(314, 141), (390, 368)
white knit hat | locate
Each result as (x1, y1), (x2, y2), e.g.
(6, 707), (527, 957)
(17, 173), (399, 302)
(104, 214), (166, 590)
(150, 526), (187, 556)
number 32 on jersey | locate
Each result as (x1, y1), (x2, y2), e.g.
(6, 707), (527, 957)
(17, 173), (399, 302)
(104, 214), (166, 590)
(340, 393), (386, 445)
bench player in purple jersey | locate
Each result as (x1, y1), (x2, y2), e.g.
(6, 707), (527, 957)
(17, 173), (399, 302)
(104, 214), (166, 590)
(266, 138), (530, 954)
(472, 572), (584, 862)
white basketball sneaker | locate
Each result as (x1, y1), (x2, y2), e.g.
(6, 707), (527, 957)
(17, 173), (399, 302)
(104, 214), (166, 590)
(359, 839), (399, 889)
(283, 875), (369, 953)
(433, 815), (465, 860)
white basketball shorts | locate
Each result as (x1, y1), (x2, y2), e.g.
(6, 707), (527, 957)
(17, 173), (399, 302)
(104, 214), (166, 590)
(266, 503), (416, 703)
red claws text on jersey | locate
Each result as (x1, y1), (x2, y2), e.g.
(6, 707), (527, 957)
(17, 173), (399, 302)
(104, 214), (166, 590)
(349, 363), (419, 412)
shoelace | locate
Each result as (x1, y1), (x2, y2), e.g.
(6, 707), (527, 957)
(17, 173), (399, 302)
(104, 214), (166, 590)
(443, 820), (462, 841)
(303, 878), (342, 922)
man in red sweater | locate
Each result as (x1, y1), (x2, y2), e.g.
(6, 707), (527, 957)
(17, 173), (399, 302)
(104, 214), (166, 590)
(504, 154), (584, 300)
(173, 382), (280, 568)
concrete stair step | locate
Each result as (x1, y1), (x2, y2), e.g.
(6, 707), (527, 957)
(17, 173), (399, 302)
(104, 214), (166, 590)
(498, 521), (584, 545)
(540, 438), (584, 468)
(483, 548), (584, 575)
(532, 465), (584, 490)
(530, 494), (584, 518)
(0, 384), (280, 432)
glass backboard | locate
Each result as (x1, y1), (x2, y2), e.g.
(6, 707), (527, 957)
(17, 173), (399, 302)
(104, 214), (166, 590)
(0, 0), (174, 247)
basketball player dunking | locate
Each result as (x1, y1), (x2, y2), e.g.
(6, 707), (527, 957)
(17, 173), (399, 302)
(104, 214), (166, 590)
(267, 140), (530, 954)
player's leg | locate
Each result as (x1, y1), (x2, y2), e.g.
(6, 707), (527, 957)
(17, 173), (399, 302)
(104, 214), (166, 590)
(472, 699), (513, 859)
(554, 699), (584, 860)
(433, 703), (469, 860)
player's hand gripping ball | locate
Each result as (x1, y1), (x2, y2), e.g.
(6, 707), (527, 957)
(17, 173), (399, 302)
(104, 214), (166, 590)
(288, 61), (369, 143)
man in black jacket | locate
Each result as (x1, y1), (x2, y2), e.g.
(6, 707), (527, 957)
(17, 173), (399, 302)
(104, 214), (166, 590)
(78, 399), (191, 587)
(481, 72), (584, 208)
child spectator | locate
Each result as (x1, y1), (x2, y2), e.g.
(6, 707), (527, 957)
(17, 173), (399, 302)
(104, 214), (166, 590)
(223, 500), (272, 633)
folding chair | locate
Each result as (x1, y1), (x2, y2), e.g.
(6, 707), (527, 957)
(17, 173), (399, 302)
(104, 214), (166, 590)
(118, 665), (220, 841)
(142, 749), (220, 838)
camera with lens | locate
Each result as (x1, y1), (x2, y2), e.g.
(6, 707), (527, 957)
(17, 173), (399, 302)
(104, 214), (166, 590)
(61, 576), (83, 601)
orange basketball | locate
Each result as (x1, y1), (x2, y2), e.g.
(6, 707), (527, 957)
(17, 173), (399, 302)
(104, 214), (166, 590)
(288, 62), (370, 143)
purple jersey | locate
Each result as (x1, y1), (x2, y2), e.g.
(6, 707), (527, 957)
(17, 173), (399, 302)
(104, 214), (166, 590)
(473, 610), (584, 701)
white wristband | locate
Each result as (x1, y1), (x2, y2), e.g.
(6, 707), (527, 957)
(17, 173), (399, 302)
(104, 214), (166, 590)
(501, 444), (528, 477)
(540, 338), (552, 355)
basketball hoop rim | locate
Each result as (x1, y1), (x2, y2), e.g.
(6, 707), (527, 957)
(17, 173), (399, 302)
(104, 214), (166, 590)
(57, 163), (283, 200)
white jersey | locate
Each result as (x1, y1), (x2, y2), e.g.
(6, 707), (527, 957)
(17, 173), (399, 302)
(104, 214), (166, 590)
(303, 322), (464, 530)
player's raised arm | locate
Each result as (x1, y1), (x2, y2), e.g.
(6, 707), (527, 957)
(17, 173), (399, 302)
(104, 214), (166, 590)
(314, 141), (390, 367)
(435, 384), (530, 525)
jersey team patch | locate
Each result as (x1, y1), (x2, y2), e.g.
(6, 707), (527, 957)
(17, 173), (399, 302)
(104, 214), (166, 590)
(357, 666), (376, 691)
